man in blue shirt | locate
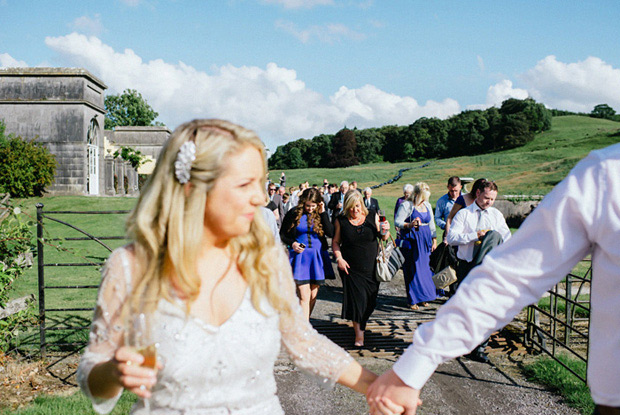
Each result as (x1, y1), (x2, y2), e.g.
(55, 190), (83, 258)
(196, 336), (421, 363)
(435, 176), (462, 233)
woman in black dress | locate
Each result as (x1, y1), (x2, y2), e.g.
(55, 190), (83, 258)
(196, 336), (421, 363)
(333, 190), (390, 347)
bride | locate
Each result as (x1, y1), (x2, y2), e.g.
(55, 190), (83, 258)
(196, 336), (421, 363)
(77, 119), (403, 415)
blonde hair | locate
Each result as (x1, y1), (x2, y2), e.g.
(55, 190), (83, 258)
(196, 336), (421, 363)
(126, 119), (291, 317)
(342, 189), (368, 218)
(411, 182), (431, 206)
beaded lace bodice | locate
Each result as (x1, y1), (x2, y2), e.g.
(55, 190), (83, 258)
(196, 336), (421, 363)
(77, 246), (353, 415)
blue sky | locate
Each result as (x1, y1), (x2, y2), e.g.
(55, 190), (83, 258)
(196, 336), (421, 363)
(1, 0), (619, 151)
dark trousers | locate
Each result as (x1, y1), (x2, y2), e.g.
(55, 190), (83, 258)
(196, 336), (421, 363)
(594, 405), (620, 415)
(454, 231), (503, 355)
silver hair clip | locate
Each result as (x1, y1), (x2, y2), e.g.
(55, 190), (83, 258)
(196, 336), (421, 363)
(174, 141), (196, 184)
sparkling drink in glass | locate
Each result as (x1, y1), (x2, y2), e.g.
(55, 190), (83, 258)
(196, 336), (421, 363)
(126, 312), (158, 413)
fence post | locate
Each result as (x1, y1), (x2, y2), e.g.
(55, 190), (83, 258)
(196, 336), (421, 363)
(36, 203), (46, 358)
(565, 275), (573, 345)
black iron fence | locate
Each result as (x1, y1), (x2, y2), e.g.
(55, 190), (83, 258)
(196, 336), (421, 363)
(35, 204), (129, 379)
(524, 260), (591, 383)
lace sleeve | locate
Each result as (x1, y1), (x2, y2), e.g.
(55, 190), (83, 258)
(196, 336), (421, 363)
(76, 247), (132, 414)
(277, 249), (354, 389)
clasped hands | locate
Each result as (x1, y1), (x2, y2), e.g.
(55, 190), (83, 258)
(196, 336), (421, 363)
(366, 369), (422, 415)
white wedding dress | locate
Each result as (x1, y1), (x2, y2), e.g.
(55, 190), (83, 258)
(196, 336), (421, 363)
(77, 246), (353, 415)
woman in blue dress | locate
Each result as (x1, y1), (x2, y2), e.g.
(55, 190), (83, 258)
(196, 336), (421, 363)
(280, 188), (334, 319)
(395, 182), (438, 310)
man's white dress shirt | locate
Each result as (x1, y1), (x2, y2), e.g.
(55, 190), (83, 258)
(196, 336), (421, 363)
(393, 143), (620, 406)
(446, 202), (511, 262)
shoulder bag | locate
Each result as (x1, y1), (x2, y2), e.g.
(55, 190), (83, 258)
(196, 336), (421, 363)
(376, 233), (406, 282)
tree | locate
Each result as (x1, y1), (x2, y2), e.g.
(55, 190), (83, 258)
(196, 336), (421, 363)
(500, 98), (551, 133)
(286, 147), (305, 169)
(355, 128), (384, 164)
(446, 110), (489, 156)
(113, 146), (151, 170)
(104, 89), (160, 129)
(590, 104), (616, 120)
(308, 134), (334, 167)
(327, 128), (359, 168)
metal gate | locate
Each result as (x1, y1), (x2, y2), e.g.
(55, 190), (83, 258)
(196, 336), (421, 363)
(524, 260), (591, 383)
(36, 204), (129, 383)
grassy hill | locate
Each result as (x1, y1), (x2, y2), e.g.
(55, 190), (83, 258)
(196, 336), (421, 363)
(278, 116), (620, 218)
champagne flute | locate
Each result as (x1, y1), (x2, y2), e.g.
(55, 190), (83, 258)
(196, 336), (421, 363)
(125, 312), (158, 414)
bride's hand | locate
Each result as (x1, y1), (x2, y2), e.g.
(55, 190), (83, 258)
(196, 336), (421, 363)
(369, 397), (406, 415)
(112, 346), (158, 398)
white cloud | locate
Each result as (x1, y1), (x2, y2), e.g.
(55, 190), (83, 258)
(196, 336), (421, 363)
(331, 85), (460, 127)
(0, 53), (28, 68)
(466, 79), (529, 111)
(477, 55), (485, 72)
(43, 33), (460, 148)
(261, 0), (333, 9)
(521, 55), (620, 112)
(275, 20), (365, 43)
(486, 79), (528, 106)
(69, 14), (104, 36)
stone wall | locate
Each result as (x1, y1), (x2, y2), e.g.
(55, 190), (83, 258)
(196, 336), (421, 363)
(104, 125), (170, 174)
(494, 197), (542, 228)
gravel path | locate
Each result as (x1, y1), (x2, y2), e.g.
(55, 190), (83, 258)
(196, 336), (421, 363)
(275, 269), (581, 415)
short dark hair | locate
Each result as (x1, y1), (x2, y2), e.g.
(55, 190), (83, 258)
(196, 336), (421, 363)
(447, 176), (461, 186)
(478, 180), (498, 193)
(471, 178), (487, 194)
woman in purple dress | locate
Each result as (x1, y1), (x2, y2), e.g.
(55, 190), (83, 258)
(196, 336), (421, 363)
(395, 182), (437, 310)
(280, 188), (334, 320)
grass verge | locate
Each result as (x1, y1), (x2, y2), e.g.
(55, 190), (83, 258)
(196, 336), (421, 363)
(522, 354), (594, 415)
(0, 391), (137, 415)
(537, 295), (590, 318)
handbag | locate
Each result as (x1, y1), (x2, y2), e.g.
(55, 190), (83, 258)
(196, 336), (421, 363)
(375, 233), (406, 282)
(432, 265), (457, 289)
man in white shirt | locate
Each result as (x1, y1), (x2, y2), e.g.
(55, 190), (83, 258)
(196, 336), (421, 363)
(366, 143), (620, 415)
(445, 180), (511, 362)
(447, 180), (511, 271)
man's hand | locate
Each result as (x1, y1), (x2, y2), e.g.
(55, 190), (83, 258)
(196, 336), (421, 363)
(477, 229), (488, 239)
(367, 369), (422, 415)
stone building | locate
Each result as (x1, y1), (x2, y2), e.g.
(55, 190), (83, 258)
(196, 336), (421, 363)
(0, 67), (170, 196)
(0, 67), (107, 195)
(104, 125), (171, 175)
(102, 125), (170, 195)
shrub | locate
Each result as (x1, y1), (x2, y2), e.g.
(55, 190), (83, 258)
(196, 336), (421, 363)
(0, 122), (57, 197)
(0, 204), (36, 353)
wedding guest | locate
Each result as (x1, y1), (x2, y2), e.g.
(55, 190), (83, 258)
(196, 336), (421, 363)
(280, 188), (334, 320)
(333, 190), (390, 347)
(395, 183), (437, 311)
